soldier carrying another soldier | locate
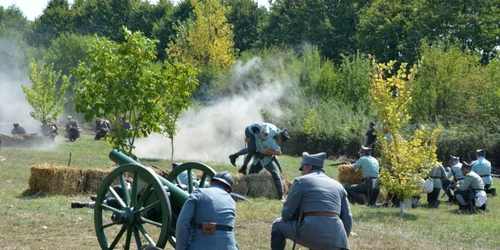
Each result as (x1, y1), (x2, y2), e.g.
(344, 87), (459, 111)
(345, 146), (380, 206)
(270, 152), (352, 250)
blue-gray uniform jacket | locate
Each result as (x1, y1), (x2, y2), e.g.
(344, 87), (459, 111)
(175, 185), (238, 250)
(456, 171), (484, 192)
(428, 165), (447, 189)
(471, 157), (493, 185)
(352, 156), (379, 178)
(447, 162), (465, 182)
(253, 135), (281, 167)
(277, 171), (352, 249)
(246, 122), (280, 139)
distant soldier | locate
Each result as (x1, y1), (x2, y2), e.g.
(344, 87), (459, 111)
(64, 116), (81, 141)
(426, 163), (447, 208)
(345, 146), (380, 206)
(271, 152), (352, 250)
(41, 120), (58, 141)
(94, 119), (110, 140)
(471, 149), (496, 196)
(442, 155), (464, 203)
(365, 121), (377, 156)
(11, 123), (27, 135)
(453, 163), (488, 212)
(121, 117), (132, 130)
(175, 171), (239, 250)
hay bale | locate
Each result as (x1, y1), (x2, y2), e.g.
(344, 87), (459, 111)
(244, 172), (290, 199)
(230, 173), (248, 196)
(0, 133), (52, 147)
(338, 164), (363, 185)
(82, 168), (113, 193)
(28, 164), (86, 195)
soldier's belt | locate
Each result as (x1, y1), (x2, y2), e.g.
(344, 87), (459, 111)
(303, 211), (339, 218)
(480, 175), (490, 177)
(456, 178), (464, 180)
(194, 222), (233, 234)
(363, 177), (378, 181)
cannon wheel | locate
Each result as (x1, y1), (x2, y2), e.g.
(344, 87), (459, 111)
(165, 162), (217, 247)
(94, 163), (171, 250)
(167, 162), (217, 193)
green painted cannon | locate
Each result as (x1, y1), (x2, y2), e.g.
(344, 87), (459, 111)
(94, 150), (217, 249)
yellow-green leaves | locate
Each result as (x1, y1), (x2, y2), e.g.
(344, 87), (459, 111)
(370, 60), (441, 203)
(22, 59), (69, 124)
(167, 0), (235, 69)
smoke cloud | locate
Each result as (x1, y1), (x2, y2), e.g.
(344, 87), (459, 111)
(0, 38), (39, 134)
(134, 57), (292, 165)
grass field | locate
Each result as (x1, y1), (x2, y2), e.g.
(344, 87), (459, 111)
(0, 133), (499, 250)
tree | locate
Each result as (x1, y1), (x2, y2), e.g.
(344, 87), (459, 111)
(73, 27), (198, 156)
(21, 59), (70, 124)
(369, 60), (441, 215)
(30, 0), (75, 48)
(168, 0), (235, 69)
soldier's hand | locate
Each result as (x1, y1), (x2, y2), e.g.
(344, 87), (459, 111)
(244, 137), (250, 143)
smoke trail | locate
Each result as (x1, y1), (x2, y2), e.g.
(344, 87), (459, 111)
(134, 56), (291, 164)
(0, 38), (39, 134)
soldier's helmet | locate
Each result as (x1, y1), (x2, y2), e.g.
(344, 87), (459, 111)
(280, 129), (290, 143)
(212, 171), (234, 191)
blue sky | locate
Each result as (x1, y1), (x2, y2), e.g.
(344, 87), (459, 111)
(0, 0), (270, 21)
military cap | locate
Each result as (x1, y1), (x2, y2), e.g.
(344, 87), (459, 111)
(280, 129), (290, 143)
(449, 155), (459, 162)
(461, 162), (472, 169)
(359, 145), (372, 155)
(476, 149), (486, 157)
(299, 152), (327, 171)
(369, 121), (375, 126)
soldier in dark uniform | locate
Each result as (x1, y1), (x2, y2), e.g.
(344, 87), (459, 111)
(365, 121), (377, 156)
(271, 152), (352, 250)
(175, 171), (239, 250)
(64, 116), (81, 141)
(94, 119), (110, 140)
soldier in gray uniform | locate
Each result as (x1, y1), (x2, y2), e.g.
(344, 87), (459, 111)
(471, 149), (496, 196)
(442, 155), (464, 202)
(452, 163), (488, 212)
(345, 146), (380, 206)
(271, 152), (352, 250)
(175, 171), (238, 250)
(426, 163), (447, 208)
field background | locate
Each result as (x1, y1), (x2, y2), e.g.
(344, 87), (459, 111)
(0, 134), (499, 250)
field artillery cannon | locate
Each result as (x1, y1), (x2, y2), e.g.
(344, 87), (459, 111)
(94, 150), (217, 249)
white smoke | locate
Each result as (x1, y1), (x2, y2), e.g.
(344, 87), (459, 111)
(0, 38), (39, 134)
(134, 56), (291, 164)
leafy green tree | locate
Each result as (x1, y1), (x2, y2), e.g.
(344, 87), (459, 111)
(369, 60), (441, 215)
(0, 5), (32, 72)
(73, 27), (198, 156)
(21, 59), (70, 124)
(30, 0), (75, 48)
(168, 0), (235, 69)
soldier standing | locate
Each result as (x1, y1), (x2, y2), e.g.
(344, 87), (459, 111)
(345, 146), (380, 206)
(471, 149), (496, 196)
(175, 171), (238, 250)
(365, 121), (377, 156)
(270, 152), (352, 250)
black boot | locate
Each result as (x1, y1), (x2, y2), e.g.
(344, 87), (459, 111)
(229, 154), (237, 166)
(71, 201), (88, 209)
(238, 166), (247, 175)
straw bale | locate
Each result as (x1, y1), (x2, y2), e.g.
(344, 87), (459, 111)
(230, 173), (248, 196)
(82, 168), (113, 193)
(0, 133), (52, 147)
(338, 164), (363, 185)
(244, 172), (290, 199)
(28, 164), (86, 195)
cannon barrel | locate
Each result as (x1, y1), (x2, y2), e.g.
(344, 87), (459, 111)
(108, 150), (189, 208)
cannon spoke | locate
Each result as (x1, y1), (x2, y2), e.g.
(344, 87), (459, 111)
(108, 225), (127, 249)
(134, 184), (153, 210)
(187, 169), (194, 193)
(130, 172), (139, 207)
(138, 200), (160, 214)
(199, 172), (209, 188)
(119, 174), (131, 206)
(101, 221), (118, 230)
(124, 226), (133, 249)
(101, 204), (121, 213)
(133, 227), (143, 249)
(137, 224), (156, 246)
(108, 185), (127, 208)
(140, 216), (163, 227)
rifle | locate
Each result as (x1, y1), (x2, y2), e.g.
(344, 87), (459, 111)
(328, 161), (353, 166)
(292, 212), (303, 250)
(150, 164), (170, 178)
(441, 166), (457, 198)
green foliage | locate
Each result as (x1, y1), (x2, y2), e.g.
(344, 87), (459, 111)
(73, 27), (198, 156)
(21, 59), (69, 124)
(370, 60), (441, 208)
(30, 0), (74, 48)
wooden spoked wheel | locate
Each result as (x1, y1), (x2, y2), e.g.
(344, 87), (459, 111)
(166, 162), (217, 194)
